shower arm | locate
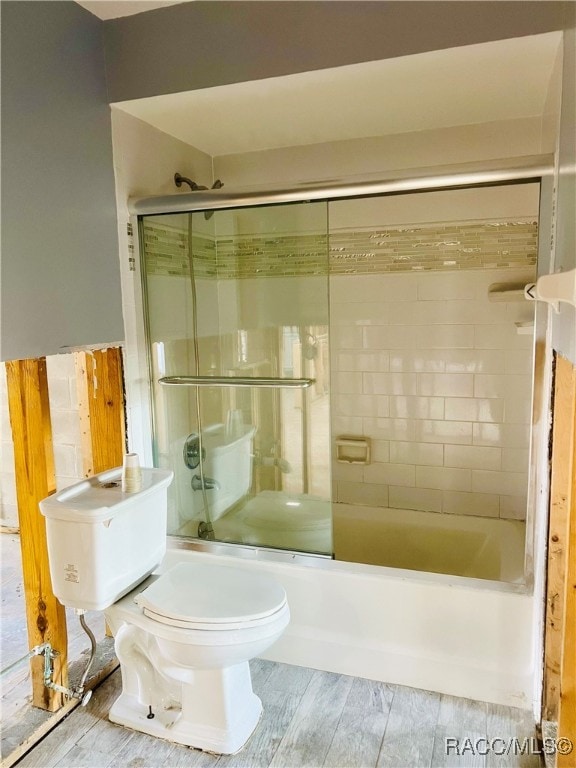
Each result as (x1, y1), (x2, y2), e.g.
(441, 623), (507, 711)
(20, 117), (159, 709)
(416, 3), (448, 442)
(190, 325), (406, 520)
(159, 375), (315, 389)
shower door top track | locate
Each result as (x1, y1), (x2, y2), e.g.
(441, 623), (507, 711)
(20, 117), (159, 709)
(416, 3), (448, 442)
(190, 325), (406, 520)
(129, 155), (552, 215)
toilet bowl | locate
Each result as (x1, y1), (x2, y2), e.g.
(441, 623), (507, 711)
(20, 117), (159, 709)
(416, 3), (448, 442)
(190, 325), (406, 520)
(106, 561), (289, 754)
(40, 468), (290, 755)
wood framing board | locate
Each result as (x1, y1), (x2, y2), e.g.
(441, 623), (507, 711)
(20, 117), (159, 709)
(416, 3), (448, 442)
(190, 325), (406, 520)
(5, 359), (68, 711)
(543, 354), (576, 722)
(0, 639), (118, 768)
(75, 348), (126, 477)
(557, 361), (576, 767)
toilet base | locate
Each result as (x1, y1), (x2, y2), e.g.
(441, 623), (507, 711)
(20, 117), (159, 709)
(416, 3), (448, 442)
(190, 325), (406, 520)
(109, 662), (263, 754)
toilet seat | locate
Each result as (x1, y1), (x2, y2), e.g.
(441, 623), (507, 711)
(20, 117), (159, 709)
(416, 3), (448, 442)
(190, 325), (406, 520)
(134, 562), (287, 631)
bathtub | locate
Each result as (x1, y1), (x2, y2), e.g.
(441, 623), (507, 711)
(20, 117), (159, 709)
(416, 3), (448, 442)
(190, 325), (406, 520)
(163, 539), (534, 710)
(333, 503), (526, 583)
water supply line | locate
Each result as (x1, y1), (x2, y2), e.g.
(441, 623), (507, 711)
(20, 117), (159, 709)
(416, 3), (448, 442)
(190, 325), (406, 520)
(1, 610), (97, 706)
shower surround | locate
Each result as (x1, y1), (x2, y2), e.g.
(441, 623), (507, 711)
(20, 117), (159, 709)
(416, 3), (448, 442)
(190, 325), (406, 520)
(143, 212), (537, 531)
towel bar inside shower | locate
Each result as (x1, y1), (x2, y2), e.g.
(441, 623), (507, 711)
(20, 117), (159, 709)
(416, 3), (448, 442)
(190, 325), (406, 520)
(158, 376), (315, 389)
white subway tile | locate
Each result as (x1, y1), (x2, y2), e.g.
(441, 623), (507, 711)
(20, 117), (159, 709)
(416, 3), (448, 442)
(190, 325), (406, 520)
(474, 324), (533, 349)
(418, 373), (473, 397)
(337, 481), (389, 507)
(415, 420), (473, 445)
(331, 302), (390, 326)
(414, 325), (475, 349)
(330, 274), (417, 303)
(336, 351), (389, 372)
(371, 440), (391, 463)
(332, 462), (364, 483)
(389, 351), (445, 373)
(390, 441), (444, 466)
(331, 326), (363, 350)
(387, 300), (446, 326)
(473, 422), (530, 448)
(363, 326), (416, 350)
(332, 415), (364, 436)
(445, 397), (504, 423)
(443, 350), (506, 374)
(451, 300), (510, 325)
(332, 372), (363, 394)
(505, 349), (534, 375)
(444, 445), (501, 471)
(474, 374), (532, 400)
(472, 470), (527, 496)
(363, 373), (418, 396)
(442, 491), (500, 517)
(364, 462), (415, 487)
(334, 394), (389, 418)
(417, 272), (477, 301)
(389, 396), (444, 420)
(499, 495), (528, 520)
(389, 485), (443, 512)
(502, 448), (530, 473)
(503, 396), (532, 424)
(363, 417), (416, 442)
(416, 466), (471, 491)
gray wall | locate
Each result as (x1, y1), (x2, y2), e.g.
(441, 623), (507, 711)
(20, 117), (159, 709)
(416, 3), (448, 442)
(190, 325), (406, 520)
(104, 1), (571, 102)
(1, 1), (123, 362)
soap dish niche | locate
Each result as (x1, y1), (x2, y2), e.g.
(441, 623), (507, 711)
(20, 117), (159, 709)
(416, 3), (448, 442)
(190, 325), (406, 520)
(336, 437), (371, 465)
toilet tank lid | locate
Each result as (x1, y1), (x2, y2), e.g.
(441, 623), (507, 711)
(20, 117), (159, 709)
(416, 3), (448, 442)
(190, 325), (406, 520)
(39, 468), (173, 523)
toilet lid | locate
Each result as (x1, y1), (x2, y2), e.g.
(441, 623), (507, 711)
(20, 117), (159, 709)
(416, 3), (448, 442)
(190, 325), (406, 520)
(134, 562), (286, 629)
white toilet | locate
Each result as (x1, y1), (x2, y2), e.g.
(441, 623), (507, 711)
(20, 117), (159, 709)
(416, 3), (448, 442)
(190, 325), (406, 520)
(40, 467), (290, 754)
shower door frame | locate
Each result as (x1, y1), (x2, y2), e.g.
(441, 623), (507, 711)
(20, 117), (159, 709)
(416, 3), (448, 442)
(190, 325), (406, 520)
(129, 154), (555, 589)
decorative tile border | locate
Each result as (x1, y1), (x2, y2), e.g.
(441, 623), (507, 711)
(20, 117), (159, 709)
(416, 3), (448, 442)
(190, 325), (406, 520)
(143, 219), (537, 278)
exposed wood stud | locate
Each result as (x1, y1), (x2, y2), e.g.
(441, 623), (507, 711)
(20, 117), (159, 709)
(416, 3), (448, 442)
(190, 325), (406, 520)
(543, 355), (576, 722)
(75, 348), (126, 477)
(5, 358), (68, 711)
(557, 359), (576, 766)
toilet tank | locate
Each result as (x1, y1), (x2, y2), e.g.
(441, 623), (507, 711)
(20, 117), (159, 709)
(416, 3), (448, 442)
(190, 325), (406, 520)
(40, 467), (173, 611)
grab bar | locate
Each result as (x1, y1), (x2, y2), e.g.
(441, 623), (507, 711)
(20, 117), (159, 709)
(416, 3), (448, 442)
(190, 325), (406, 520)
(159, 376), (315, 389)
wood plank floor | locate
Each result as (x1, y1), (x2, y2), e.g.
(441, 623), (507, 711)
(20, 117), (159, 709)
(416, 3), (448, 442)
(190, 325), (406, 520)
(15, 661), (540, 768)
(3, 530), (541, 768)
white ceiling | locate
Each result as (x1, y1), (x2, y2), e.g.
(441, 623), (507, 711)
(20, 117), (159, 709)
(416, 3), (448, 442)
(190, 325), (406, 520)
(76, 1), (188, 20)
(113, 32), (561, 157)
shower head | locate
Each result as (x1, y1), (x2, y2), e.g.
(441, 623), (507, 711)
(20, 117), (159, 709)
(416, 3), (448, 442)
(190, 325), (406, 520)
(204, 180), (224, 220)
(174, 172), (208, 191)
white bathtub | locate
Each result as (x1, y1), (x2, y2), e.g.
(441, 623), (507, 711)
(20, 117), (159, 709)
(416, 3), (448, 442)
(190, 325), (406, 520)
(333, 503), (526, 583)
(162, 541), (535, 710)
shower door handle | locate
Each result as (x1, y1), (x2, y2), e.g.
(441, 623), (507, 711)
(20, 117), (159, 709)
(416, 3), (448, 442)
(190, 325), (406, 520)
(159, 376), (315, 389)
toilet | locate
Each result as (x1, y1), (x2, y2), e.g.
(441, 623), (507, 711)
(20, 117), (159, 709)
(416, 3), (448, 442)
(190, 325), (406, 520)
(40, 467), (290, 754)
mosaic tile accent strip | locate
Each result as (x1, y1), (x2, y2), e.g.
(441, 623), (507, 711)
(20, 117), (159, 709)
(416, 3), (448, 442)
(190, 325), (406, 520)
(143, 219), (537, 278)
(143, 221), (216, 278)
(329, 221), (537, 274)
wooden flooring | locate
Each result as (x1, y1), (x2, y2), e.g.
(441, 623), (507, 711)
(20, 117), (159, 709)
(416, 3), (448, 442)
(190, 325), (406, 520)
(2, 532), (540, 768)
(15, 661), (540, 768)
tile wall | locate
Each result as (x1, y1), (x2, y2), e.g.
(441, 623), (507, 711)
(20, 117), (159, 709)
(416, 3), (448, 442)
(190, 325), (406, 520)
(330, 267), (535, 520)
(142, 213), (537, 522)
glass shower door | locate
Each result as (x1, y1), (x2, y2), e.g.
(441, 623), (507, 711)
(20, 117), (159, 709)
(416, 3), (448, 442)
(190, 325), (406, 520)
(140, 201), (332, 555)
